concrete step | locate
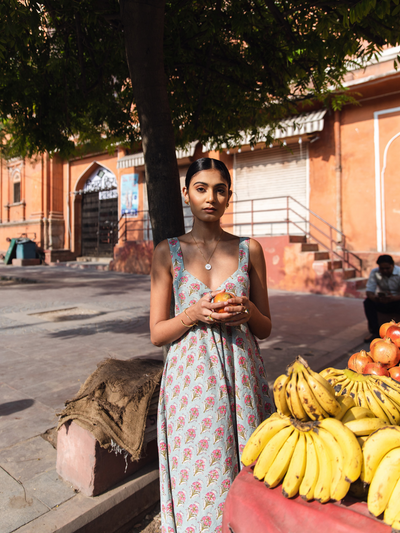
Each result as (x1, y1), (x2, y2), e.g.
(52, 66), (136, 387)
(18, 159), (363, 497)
(77, 256), (112, 263)
(289, 235), (307, 243)
(16, 462), (159, 533)
(302, 243), (319, 252)
(49, 261), (111, 271)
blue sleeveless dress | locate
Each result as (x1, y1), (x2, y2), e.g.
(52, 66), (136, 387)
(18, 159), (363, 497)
(157, 237), (274, 533)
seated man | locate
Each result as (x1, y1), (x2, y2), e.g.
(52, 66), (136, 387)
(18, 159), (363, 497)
(364, 254), (400, 342)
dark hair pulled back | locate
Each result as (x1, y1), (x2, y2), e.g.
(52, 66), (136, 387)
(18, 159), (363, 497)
(185, 158), (231, 190)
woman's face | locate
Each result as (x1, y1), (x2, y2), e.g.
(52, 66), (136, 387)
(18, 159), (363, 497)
(183, 169), (232, 222)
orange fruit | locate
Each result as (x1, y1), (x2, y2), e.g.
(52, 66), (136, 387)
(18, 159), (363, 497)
(213, 291), (234, 313)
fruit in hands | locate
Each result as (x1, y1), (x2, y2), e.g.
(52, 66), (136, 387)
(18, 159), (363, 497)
(370, 337), (399, 367)
(213, 291), (234, 313)
(348, 350), (373, 373)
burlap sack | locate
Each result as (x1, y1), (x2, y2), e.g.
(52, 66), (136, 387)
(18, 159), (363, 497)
(57, 358), (163, 461)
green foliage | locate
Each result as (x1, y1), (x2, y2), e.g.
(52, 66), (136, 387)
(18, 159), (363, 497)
(1, 0), (400, 158)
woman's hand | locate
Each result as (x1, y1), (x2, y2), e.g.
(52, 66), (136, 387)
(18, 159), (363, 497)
(186, 290), (228, 324)
(208, 295), (252, 326)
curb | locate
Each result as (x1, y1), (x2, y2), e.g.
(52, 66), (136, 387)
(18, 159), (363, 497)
(15, 462), (159, 533)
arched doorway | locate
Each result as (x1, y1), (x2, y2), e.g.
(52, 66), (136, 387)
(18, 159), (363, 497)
(81, 166), (118, 257)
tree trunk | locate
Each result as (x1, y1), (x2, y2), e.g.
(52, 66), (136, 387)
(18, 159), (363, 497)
(120, 0), (185, 248)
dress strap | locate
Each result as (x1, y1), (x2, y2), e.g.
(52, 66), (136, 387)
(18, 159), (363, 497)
(238, 237), (250, 273)
(167, 238), (184, 280)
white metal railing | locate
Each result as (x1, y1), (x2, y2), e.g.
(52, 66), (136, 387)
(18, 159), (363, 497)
(116, 196), (362, 276)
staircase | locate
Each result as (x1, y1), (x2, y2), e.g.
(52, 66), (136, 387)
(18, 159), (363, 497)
(289, 235), (367, 298)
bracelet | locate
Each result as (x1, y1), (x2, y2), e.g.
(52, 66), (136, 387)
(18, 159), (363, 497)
(180, 308), (198, 328)
(184, 308), (198, 325)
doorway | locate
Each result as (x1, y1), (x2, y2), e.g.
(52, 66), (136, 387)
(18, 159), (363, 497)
(80, 167), (118, 257)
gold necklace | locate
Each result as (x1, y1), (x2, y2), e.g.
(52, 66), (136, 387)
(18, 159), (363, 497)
(191, 230), (223, 270)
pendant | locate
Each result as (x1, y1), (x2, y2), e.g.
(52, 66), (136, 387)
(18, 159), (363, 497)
(205, 264), (212, 270)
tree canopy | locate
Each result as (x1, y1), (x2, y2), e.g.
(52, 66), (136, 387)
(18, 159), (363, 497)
(1, 0), (400, 158)
(1, 0), (400, 247)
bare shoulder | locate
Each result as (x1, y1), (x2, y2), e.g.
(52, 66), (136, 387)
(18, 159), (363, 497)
(247, 238), (265, 270)
(152, 239), (172, 272)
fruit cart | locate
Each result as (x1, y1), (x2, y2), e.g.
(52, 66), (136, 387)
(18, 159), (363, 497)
(222, 465), (391, 533)
(224, 347), (400, 533)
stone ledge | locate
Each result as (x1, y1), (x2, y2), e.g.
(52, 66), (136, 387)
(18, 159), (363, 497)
(15, 461), (159, 533)
(12, 258), (41, 266)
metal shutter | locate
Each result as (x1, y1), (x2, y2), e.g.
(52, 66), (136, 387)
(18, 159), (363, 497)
(234, 143), (309, 236)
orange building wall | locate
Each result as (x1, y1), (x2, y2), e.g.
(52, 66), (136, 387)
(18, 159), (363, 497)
(340, 92), (400, 253)
(308, 111), (337, 250)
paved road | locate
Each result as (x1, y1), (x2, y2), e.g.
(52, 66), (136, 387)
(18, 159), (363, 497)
(0, 264), (368, 532)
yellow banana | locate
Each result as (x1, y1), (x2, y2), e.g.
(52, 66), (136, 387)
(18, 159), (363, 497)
(341, 379), (356, 398)
(384, 476), (400, 526)
(320, 367), (345, 380)
(311, 430), (332, 503)
(318, 417), (362, 483)
(264, 429), (299, 488)
(297, 371), (328, 421)
(357, 435), (368, 447)
(299, 432), (319, 501)
(369, 385), (400, 425)
(355, 383), (369, 409)
(361, 425), (400, 484)
(335, 395), (356, 420)
(363, 385), (390, 422)
(373, 377), (400, 408)
(392, 514), (400, 533)
(282, 431), (307, 498)
(287, 372), (308, 421)
(368, 447), (400, 517)
(378, 375), (400, 394)
(304, 366), (336, 396)
(334, 378), (351, 396)
(253, 425), (295, 480)
(304, 370), (341, 417)
(344, 417), (389, 436)
(316, 426), (350, 501)
(273, 374), (291, 417)
(348, 381), (359, 401)
(341, 406), (376, 424)
(241, 414), (291, 466)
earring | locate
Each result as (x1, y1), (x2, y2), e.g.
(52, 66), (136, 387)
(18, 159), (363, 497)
(226, 203), (229, 208)
(185, 200), (189, 205)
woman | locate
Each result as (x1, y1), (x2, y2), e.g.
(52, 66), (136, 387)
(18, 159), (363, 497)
(150, 157), (274, 533)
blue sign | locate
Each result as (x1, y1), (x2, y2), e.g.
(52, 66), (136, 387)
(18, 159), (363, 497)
(120, 174), (139, 217)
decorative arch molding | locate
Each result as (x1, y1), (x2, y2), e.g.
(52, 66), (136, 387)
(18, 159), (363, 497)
(74, 161), (117, 193)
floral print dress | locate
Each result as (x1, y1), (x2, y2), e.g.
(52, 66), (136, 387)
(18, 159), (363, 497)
(158, 237), (274, 533)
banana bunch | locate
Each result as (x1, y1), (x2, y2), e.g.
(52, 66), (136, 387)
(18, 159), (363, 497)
(273, 356), (341, 421)
(321, 368), (400, 425)
(241, 412), (362, 502)
(360, 425), (400, 527)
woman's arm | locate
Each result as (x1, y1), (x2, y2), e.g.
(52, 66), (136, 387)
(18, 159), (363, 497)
(215, 238), (271, 339)
(150, 240), (219, 346)
(245, 238), (272, 339)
